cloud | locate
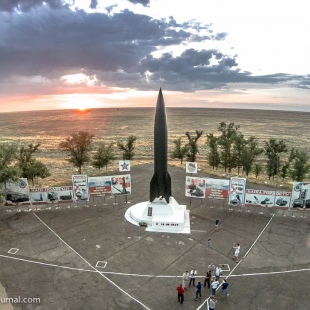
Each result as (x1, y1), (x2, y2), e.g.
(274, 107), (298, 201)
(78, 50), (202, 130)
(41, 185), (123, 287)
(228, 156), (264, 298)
(0, 0), (67, 12)
(0, 5), (309, 98)
(127, 0), (150, 6)
(89, 0), (98, 9)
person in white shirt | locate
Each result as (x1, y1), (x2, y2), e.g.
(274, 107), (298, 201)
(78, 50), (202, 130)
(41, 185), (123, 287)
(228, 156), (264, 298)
(182, 271), (190, 289)
(211, 279), (219, 296)
(189, 269), (197, 287)
(209, 296), (217, 309)
(215, 265), (222, 280)
(233, 243), (241, 262)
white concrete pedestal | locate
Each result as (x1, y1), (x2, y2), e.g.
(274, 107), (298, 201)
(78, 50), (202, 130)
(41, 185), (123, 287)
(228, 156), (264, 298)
(125, 197), (190, 234)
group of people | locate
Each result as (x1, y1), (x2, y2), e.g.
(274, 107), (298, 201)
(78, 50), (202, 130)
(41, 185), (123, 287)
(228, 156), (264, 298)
(177, 265), (230, 307)
(176, 219), (240, 308)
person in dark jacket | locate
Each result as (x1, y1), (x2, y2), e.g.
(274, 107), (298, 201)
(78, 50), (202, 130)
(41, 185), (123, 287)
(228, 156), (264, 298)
(221, 278), (229, 297)
(194, 281), (202, 300)
(204, 271), (211, 288)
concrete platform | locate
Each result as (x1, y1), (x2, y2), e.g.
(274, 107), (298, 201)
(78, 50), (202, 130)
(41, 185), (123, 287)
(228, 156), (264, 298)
(125, 197), (190, 233)
(0, 164), (309, 310)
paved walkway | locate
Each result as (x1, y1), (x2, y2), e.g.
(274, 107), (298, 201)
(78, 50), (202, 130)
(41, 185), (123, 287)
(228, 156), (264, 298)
(0, 165), (309, 309)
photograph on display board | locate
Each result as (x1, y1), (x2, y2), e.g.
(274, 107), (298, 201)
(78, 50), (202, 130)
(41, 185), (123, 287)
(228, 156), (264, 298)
(111, 174), (131, 195)
(4, 178), (30, 206)
(245, 189), (276, 206)
(30, 187), (73, 204)
(88, 176), (112, 196)
(186, 162), (198, 174)
(185, 176), (205, 198)
(291, 182), (310, 209)
(72, 175), (89, 201)
(205, 178), (229, 199)
(274, 191), (291, 207)
(229, 177), (246, 205)
(119, 160), (131, 172)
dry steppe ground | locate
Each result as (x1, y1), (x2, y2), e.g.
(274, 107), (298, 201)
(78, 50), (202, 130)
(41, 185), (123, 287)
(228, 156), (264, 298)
(0, 108), (309, 188)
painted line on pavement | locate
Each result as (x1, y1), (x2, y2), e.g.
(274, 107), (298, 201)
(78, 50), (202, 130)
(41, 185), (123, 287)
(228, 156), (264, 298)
(0, 253), (96, 273)
(33, 212), (151, 310)
(197, 213), (276, 310)
(1, 250), (309, 279)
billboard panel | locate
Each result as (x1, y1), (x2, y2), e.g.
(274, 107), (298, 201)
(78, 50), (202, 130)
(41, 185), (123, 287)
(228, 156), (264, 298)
(119, 160), (131, 172)
(229, 177), (246, 206)
(185, 176), (205, 198)
(88, 176), (112, 196)
(291, 182), (310, 209)
(205, 178), (229, 199)
(72, 175), (89, 201)
(245, 189), (275, 206)
(186, 162), (198, 174)
(30, 186), (73, 204)
(275, 191), (291, 208)
(5, 178), (30, 206)
(111, 174), (131, 195)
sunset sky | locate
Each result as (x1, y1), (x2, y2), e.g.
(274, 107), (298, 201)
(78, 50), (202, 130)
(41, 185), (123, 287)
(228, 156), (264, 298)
(0, 0), (309, 112)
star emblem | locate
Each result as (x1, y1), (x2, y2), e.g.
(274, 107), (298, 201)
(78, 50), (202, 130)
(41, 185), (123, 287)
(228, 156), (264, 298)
(121, 161), (129, 170)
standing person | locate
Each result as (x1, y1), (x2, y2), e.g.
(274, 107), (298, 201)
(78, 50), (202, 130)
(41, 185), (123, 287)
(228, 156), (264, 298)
(221, 278), (229, 297)
(207, 238), (212, 249)
(204, 271), (211, 288)
(215, 219), (219, 231)
(208, 263), (216, 275)
(209, 296), (217, 310)
(182, 271), (190, 289)
(211, 279), (219, 296)
(194, 281), (202, 300)
(233, 243), (241, 262)
(215, 265), (222, 281)
(176, 284), (185, 304)
(189, 269), (197, 287)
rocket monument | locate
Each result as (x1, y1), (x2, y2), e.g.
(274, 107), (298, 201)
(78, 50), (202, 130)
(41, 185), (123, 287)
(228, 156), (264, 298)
(125, 89), (190, 233)
(149, 88), (171, 203)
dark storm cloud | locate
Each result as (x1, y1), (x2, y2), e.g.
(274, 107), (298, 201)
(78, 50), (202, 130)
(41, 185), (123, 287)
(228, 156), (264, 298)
(0, 5), (309, 96)
(134, 51), (310, 91)
(0, 8), (216, 79)
(89, 0), (98, 9)
(0, 0), (66, 12)
(127, 0), (150, 6)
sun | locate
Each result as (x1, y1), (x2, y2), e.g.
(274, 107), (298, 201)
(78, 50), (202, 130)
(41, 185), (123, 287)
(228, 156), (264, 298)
(62, 94), (102, 110)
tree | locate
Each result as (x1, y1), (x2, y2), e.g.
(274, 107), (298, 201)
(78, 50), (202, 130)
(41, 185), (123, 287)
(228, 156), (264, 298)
(288, 148), (310, 181)
(22, 160), (51, 186)
(185, 130), (203, 162)
(240, 136), (264, 176)
(254, 163), (263, 179)
(92, 143), (115, 171)
(59, 131), (95, 174)
(18, 143), (40, 168)
(264, 139), (288, 180)
(117, 135), (137, 160)
(17, 143), (51, 186)
(206, 133), (220, 169)
(217, 122), (240, 172)
(170, 137), (188, 164)
(0, 143), (19, 187)
(279, 162), (290, 181)
(232, 133), (246, 175)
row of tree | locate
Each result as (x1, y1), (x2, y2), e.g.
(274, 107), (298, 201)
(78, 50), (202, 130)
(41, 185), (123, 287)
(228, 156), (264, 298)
(1, 122), (309, 191)
(171, 122), (310, 182)
(0, 133), (137, 188)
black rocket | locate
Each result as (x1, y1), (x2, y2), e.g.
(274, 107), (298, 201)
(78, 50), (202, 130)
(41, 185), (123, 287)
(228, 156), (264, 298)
(150, 88), (172, 203)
